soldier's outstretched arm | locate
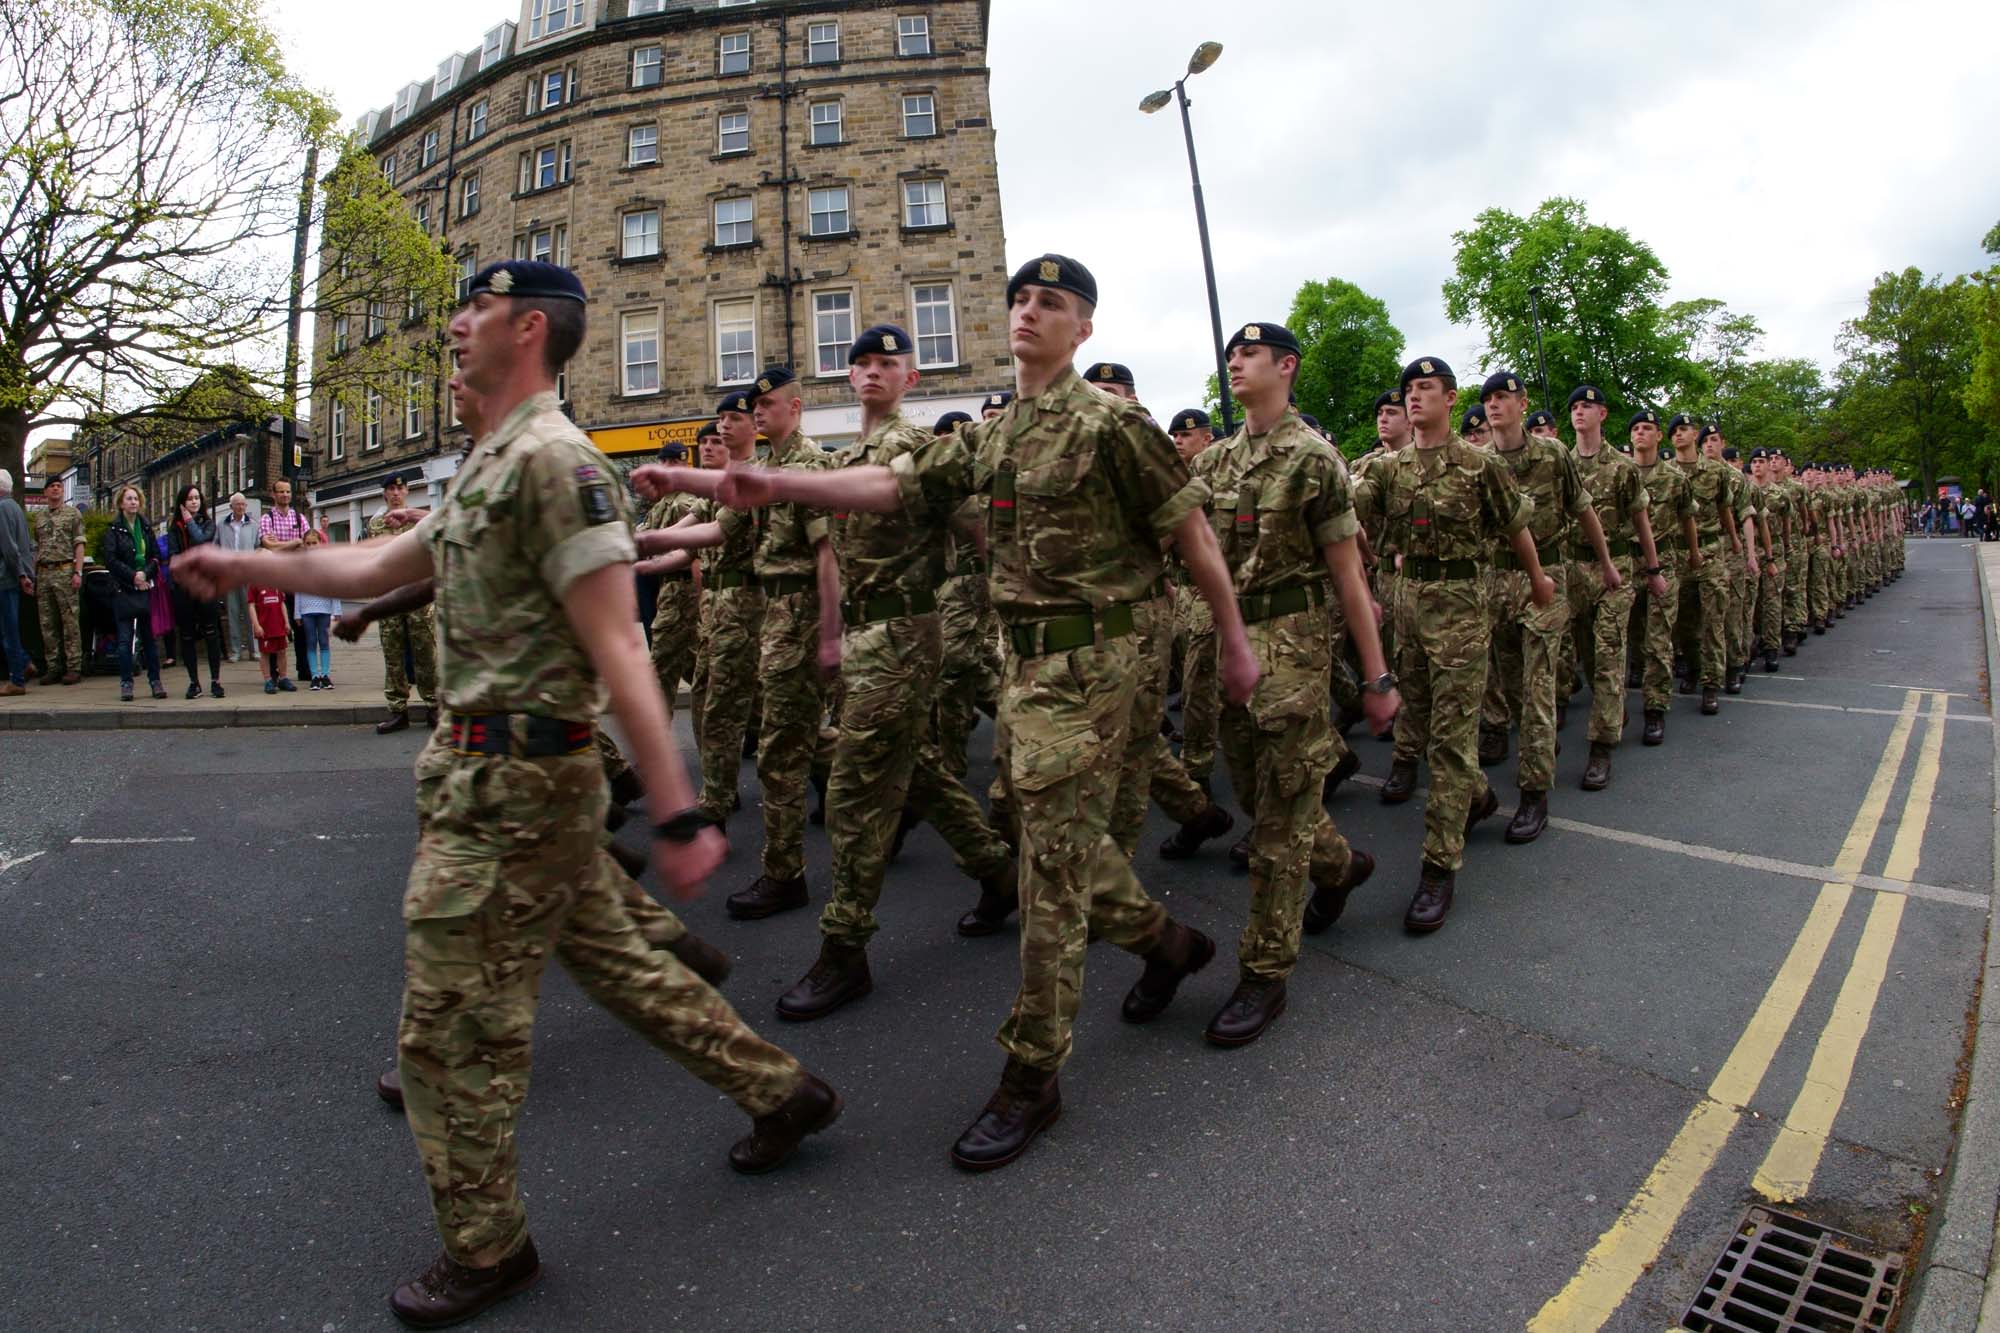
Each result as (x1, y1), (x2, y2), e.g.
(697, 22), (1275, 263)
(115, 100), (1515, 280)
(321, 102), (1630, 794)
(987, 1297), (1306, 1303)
(1172, 509), (1260, 705)
(563, 562), (725, 899)
(636, 522), (724, 554)
(629, 465), (722, 501)
(715, 463), (900, 514)
(173, 528), (433, 602)
(335, 579), (436, 641)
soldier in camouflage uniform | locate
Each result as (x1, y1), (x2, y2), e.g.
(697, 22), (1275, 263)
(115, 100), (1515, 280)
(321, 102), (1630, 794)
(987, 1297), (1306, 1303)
(932, 393), (1011, 779)
(176, 262), (837, 1328)
(1748, 449), (1787, 672)
(1714, 438), (1761, 693)
(29, 476), (85, 683)
(1567, 401), (1668, 790)
(674, 255), (1259, 1172)
(368, 473), (439, 735)
(1354, 390), (1419, 805)
(642, 395), (765, 826)
(1079, 365), (1237, 866)
(1167, 407), (1220, 790)
(639, 438), (704, 729)
(1630, 414), (1701, 746)
(1189, 322), (1398, 1045)
(1674, 421), (1746, 714)
(1479, 376), (1613, 843)
(1776, 453), (1811, 652)
(1357, 357), (1547, 931)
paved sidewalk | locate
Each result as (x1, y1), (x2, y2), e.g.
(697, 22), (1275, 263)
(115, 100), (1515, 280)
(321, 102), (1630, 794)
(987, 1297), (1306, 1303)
(1905, 540), (2000, 1332)
(0, 627), (421, 730)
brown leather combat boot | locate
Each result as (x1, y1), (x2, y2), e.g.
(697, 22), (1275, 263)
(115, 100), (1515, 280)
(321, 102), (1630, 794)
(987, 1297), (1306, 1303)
(389, 1237), (541, 1329)
(776, 940), (873, 1021)
(1119, 921), (1216, 1023)
(950, 1058), (1061, 1172)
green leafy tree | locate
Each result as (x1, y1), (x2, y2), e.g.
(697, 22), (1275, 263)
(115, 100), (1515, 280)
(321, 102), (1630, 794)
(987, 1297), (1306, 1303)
(0, 0), (338, 484)
(1828, 267), (1977, 498)
(1962, 221), (2000, 490)
(1443, 198), (1696, 425)
(1284, 278), (1405, 457)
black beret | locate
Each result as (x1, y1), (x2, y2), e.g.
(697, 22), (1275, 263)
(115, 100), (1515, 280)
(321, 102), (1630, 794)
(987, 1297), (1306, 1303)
(1697, 423), (1721, 443)
(716, 391), (754, 415)
(1169, 408), (1211, 433)
(749, 365), (798, 399)
(1400, 356), (1455, 389)
(465, 260), (585, 304)
(1668, 413), (1698, 434)
(982, 391), (1015, 412)
(1460, 404), (1488, 432)
(1567, 384), (1606, 407)
(1224, 322), (1302, 359)
(1374, 389), (1406, 413)
(657, 442), (687, 462)
(1721, 445), (1740, 461)
(1083, 361), (1135, 388)
(1300, 413), (1322, 433)
(849, 324), (915, 360)
(933, 410), (973, 435)
(1006, 253), (1097, 308)
(1628, 408), (1660, 430)
(695, 420), (723, 441)
(380, 471), (413, 490)
(1525, 409), (1556, 430)
(1479, 370), (1527, 399)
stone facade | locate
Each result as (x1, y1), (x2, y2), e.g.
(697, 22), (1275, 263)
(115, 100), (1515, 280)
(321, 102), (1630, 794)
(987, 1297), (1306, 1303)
(310, 0), (1009, 529)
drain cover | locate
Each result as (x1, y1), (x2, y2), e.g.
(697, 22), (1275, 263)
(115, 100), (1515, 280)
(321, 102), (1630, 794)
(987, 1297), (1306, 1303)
(1682, 1206), (1902, 1332)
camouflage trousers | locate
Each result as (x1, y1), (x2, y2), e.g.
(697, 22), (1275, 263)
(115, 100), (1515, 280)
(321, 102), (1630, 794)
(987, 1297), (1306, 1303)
(380, 608), (439, 713)
(398, 752), (802, 1268)
(1728, 559), (1757, 666)
(648, 577), (700, 728)
(1679, 541), (1733, 688)
(1114, 593), (1215, 856)
(1220, 605), (1353, 980)
(934, 571), (1000, 778)
(820, 613), (1011, 947)
(756, 588), (834, 882)
(1639, 553), (1684, 712)
(1175, 584), (1218, 789)
(581, 728), (690, 950)
(34, 572), (83, 676)
(1483, 564), (1569, 792)
(1567, 556), (1638, 745)
(1834, 546), (1852, 604)
(1783, 545), (1809, 636)
(1396, 576), (1494, 872)
(1757, 561), (1786, 653)
(994, 633), (1170, 1071)
(695, 586), (765, 823)
(1390, 572), (1431, 766)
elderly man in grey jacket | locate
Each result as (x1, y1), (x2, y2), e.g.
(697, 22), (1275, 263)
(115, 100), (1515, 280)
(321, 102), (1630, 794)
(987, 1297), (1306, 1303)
(216, 492), (259, 661)
(0, 469), (35, 694)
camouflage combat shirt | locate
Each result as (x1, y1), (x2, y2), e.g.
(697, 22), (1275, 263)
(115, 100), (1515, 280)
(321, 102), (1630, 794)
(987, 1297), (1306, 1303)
(1194, 407), (1359, 592)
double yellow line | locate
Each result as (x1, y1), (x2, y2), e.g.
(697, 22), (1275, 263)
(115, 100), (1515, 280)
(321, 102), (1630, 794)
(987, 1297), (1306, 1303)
(1531, 689), (1947, 1330)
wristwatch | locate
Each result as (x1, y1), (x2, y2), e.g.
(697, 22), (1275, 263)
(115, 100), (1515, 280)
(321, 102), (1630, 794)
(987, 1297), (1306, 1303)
(1363, 672), (1397, 695)
(653, 808), (712, 844)
(1642, 565), (1663, 576)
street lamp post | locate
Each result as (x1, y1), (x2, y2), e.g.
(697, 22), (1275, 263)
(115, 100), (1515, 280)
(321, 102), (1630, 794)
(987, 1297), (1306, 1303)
(1527, 284), (1552, 417)
(1142, 42), (1233, 435)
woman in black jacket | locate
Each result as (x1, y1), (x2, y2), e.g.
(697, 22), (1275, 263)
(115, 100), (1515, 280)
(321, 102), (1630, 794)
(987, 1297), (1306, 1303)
(101, 484), (165, 701)
(167, 483), (226, 698)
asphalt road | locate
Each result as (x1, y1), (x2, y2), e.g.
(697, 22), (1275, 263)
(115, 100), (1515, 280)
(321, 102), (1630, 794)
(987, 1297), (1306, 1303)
(2, 538), (1990, 1331)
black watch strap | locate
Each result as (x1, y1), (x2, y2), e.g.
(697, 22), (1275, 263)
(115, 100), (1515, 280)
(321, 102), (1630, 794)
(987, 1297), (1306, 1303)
(653, 808), (710, 844)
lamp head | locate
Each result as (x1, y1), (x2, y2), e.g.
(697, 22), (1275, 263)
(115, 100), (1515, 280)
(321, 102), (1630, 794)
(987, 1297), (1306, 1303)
(1188, 41), (1223, 75)
(1139, 90), (1172, 115)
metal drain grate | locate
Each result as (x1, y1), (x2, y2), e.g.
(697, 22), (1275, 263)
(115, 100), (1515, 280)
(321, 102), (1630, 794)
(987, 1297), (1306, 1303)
(1682, 1207), (1903, 1332)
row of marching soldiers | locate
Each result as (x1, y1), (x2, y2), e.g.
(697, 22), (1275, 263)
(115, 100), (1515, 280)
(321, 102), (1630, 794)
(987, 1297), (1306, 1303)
(613, 279), (1903, 1178)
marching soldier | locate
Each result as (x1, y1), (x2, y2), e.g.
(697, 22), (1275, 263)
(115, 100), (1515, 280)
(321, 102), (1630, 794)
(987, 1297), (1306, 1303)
(642, 437), (705, 728)
(1567, 397), (1667, 789)
(175, 260), (838, 1327)
(664, 254), (1260, 1171)
(1190, 321), (1397, 1044)
(1526, 409), (1560, 441)
(1168, 407), (1221, 793)
(1363, 357), (1549, 932)
(1714, 438), (1761, 693)
(1479, 375), (1613, 843)
(1629, 412), (1701, 745)
(931, 398), (1005, 780)
(1676, 421), (1748, 713)
(29, 476), (85, 683)
(368, 473), (439, 734)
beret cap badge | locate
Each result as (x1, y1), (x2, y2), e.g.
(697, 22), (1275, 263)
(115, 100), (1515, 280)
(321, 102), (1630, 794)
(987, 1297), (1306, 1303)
(488, 269), (514, 294)
(882, 333), (897, 352)
(1038, 259), (1060, 282)
(757, 377), (771, 394)
(1420, 360), (1434, 374)
(1245, 325), (1262, 342)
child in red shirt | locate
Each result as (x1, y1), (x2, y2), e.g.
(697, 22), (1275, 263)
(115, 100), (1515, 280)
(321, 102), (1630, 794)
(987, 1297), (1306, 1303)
(249, 585), (295, 693)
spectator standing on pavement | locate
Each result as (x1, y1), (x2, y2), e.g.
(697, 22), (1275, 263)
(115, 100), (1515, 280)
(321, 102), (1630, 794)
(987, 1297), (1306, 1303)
(167, 484), (227, 699)
(30, 476), (86, 684)
(257, 478), (309, 680)
(101, 484), (166, 702)
(217, 493), (258, 660)
(1977, 489), (1994, 541)
(249, 582), (294, 693)
(294, 530), (339, 690)
(0, 469), (33, 696)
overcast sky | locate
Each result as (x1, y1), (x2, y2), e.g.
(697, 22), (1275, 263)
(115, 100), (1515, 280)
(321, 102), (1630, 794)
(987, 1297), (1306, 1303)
(268, 0), (2000, 420)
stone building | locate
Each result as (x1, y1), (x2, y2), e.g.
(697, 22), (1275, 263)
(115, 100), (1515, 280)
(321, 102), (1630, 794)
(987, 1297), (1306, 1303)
(310, 0), (1010, 535)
